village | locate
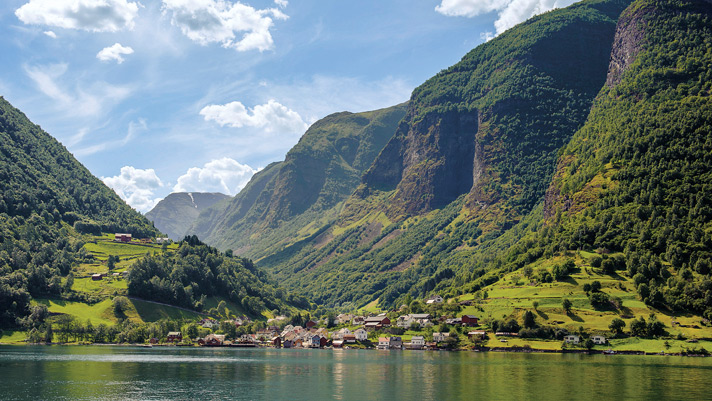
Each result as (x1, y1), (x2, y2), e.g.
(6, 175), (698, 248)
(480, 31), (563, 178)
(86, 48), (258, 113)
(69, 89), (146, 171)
(145, 294), (607, 352)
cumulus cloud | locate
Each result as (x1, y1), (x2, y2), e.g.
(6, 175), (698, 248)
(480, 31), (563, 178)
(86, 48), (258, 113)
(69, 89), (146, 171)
(173, 158), (258, 195)
(436, 0), (577, 36)
(200, 99), (308, 134)
(96, 43), (135, 63)
(274, 0), (288, 8)
(44, 30), (57, 38)
(161, 0), (288, 52)
(15, 0), (140, 32)
(102, 166), (164, 212)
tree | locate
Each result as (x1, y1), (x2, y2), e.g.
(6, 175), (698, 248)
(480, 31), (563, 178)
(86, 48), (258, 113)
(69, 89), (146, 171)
(629, 317), (647, 337)
(532, 301), (539, 310)
(609, 318), (626, 336)
(523, 310), (537, 329)
(590, 281), (602, 292)
(44, 323), (53, 344)
(562, 298), (572, 314)
(113, 296), (130, 319)
(584, 338), (595, 350)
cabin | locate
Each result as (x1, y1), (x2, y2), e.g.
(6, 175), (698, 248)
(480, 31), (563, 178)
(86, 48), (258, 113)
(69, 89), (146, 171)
(591, 335), (606, 345)
(332, 340), (344, 348)
(114, 233), (132, 243)
(156, 237), (171, 244)
(167, 332), (182, 343)
(461, 315), (479, 327)
(564, 335), (580, 344)
(306, 319), (319, 329)
(352, 316), (365, 325)
(389, 337), (403, 350)
(271, 337), (281, 348)
(433, 332), (450, 342)
(91, 273), (103, 281)
(343, 334), (357, 344)
(320, 336), (328, 348)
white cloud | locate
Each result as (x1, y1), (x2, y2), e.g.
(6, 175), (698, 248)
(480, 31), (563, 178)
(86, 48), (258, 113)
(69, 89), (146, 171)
(200, 99), (308, 134)
(15, 0), (140, 32)
(102, 166), (164, 212)
(436, 0), (577, 36)
(274, 0), (288, 8)
(24, 63), (132, 117)
(97, 43), (135, 64)
(43, 30), (57, 38)
(161, 0), (288, 52)
(173, 157), (258, 195)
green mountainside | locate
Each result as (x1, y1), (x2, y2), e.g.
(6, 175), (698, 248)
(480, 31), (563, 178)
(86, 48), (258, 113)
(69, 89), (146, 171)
(190, 104), (408, 258)
(0, 97), (300, 331)
(238, 0), (633, 308)
(145, 192), (230, 240)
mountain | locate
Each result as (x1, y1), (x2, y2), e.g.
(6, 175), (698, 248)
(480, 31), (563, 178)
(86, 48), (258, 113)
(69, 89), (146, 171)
(190, 104), (408, 258)
(206, 0), (633, 309)
(0, 97), (297, 328)
(0, 96), (158, 325)
(145, 192), (230, 241)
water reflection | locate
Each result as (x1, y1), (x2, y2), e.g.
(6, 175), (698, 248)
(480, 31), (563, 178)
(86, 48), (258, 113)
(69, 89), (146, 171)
(0, 346), (710, 400)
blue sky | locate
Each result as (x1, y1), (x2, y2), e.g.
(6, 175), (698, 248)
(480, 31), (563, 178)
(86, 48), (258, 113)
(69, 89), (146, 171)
(0, 0), (576, 212)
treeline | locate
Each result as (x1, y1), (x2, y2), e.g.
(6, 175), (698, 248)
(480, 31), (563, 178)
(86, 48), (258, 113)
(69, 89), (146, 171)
(128, 236), (309, 316)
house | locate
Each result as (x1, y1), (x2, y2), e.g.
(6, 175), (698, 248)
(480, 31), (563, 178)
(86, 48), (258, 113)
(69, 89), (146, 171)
(461, 315), (479, 327)
(591, 335), (606, 345)
(396, 315), (415, 328)
(306, 319), (319, 329)
(199, 318), (217, 329)
(425, 342), (438, 350)
(156, 237), (171, 244)
(364, 315), (391, 330)
(408, 335), (425, 350)
(389, 336), (403, 350)
(426, 295), (444, 304)
(91, 273), (103, 281)
(433, 332), (450, 342)
(149, 337), (158, 344)
(377, 337), (390, 350)
(459, 300), (473, 306)
(336, 313), (354, 325)
(564, 335), (580, 344)
(495, 332), (518, 337)
(354, 328), (368, 342)
(352, 316), (365, 325)
(283, 339), (293, 348)
(467, 331), (487, 340)
(203, 334), (225, 346)
(167, 332), (182, 342)
(271, 337), (281, 348)
(320, 336), (328, 348)
(332, 340), (344, 348)
(410, 314), (431, 324)
(343, 334), (357, 343)
(114, 233), (132, 243)
(333, 328), (351, 340)
(445, 318), (462, 325)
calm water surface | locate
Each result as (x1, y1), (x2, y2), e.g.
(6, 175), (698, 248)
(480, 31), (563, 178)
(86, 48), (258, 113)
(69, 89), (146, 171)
(0, 345), (710, 400)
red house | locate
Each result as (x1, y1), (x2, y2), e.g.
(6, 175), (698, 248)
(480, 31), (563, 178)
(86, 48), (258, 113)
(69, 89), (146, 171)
(114, 233), (132, 243)
(306, 319), (319, 329)
(167, 332), (182, 343)
(461, 315), (479, 327)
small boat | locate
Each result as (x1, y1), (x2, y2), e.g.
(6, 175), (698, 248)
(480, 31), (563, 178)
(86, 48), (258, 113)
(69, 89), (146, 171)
(603, 349), (616, 355)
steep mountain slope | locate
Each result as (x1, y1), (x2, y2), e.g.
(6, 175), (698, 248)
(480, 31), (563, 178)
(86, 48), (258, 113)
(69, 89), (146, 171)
(145, 192), (230, 240)
(540, 0), (712, 317)
(190, 104), (408, 258)
(248, 0), (633, 308)
(0, 96), (158, 326)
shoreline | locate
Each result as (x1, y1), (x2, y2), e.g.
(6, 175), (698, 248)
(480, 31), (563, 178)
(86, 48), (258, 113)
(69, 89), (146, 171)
(1, 342), (709, 357)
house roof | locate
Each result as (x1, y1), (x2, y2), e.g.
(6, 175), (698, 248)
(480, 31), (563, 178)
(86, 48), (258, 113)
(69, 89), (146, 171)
(410, 314), (431, 319)
(167, 332), (181, 336)
(462, 315), (479, 319)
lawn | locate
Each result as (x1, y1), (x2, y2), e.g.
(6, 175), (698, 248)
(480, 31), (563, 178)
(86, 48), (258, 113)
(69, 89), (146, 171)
(0, 330), (28, 344)
(36, 298), (117, 326)
(71, 276), (128, 297)
(131, 298), (205, 322)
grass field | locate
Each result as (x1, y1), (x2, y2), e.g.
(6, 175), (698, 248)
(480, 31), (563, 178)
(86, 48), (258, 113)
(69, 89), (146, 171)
(131, 298), (205, 322)
(454, 250), (712, 341)
(36, 298), (117, 326)
(0, 330), (29, 344)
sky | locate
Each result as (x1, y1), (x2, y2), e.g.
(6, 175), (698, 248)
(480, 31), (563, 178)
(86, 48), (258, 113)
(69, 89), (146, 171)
(0, 0), (578, 212)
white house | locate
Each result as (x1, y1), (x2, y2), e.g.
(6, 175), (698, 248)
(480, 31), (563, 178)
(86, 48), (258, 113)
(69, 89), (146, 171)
(426, 295), (444, 305)
(332, 328), (352, 340)
(564, 335), (580, 344)
(433, 332), (450, 342)
(396, 315), (415, 328)
(354, 328), (368, 341)
(378, 337), (390, 350)
(591, 335), (606, 345)
(409, 335), (425, 349)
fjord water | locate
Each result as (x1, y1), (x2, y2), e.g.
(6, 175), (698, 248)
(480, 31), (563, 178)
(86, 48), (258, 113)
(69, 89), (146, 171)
(0, 346), (710, 400)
